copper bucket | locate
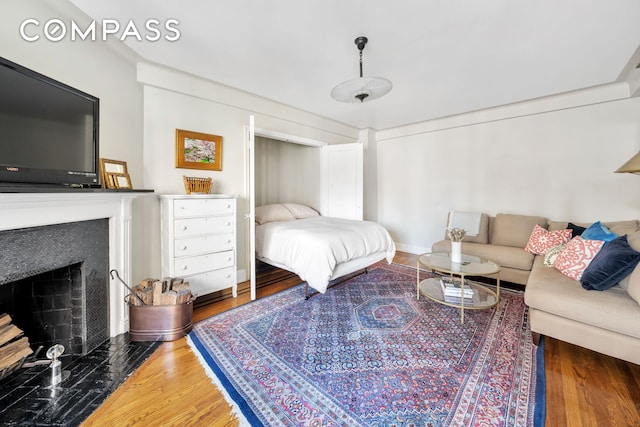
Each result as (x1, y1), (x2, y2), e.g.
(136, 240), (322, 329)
(126, 295), (194, 342)
(111, 269), (195, 342)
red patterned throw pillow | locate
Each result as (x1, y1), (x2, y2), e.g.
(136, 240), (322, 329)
(554, 236), (604, 281)
(524, 224), (573, 255)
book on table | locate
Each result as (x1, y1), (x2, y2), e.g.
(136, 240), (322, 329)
(440, 276), (474, 297)
(444, 294), (474, 305)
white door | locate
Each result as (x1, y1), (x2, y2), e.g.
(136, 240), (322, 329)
(245, 115), (257, 300)
(321, 142), (363, 220)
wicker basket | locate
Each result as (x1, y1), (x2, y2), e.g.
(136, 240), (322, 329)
(183, 176), (212, 194)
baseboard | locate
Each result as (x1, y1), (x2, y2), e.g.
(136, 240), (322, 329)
(395, 242), (430, 254)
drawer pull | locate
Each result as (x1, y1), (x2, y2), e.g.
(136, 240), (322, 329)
(226, 222), (231, 226)
(181, 225), (188, 231)
(181, 245), (187, 251)
(226, 274), (231, 279)
(227, 257), (232, 262)
(181, 265), (188, 271)
(227, 239), (232, 244)
(226, 204), (231, 208)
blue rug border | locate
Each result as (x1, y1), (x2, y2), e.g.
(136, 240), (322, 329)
(189, 330), (264, 427)
(533, 336), (546, 427)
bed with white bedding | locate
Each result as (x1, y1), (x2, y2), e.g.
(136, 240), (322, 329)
(255, 203), (396, 296)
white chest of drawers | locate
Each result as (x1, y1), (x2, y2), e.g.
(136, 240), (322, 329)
(159, 194), (237, 298)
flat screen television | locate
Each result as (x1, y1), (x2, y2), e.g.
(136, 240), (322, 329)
(0, 56), (100, 189)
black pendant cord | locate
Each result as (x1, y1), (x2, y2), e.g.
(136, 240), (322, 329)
(354, 36), (369, 102)
(355, 35), (368, 79)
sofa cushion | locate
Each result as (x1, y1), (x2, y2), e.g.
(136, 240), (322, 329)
(604, 220), (640, 237)
(490, 214), (548, 248)
(580, 235), (640, 291)
(444, 213), (489, 244)
(547, 221), (569, 232)
(620, 231), (640, 298)
(625, 262), (640, 305)
(524, 224), (572, 255)
(431, 240), (535, 271)
(582, 221), (617, 243)
(548, 220), (639, 237)
(628, 230), (640, 251)
(525, 257), (640, 339)
(554, 236), (604, 281)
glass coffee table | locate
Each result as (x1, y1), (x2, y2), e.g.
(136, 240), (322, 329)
(417, 252), (501, 323)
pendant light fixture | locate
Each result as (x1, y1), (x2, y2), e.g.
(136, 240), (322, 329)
(331, 36), (392, 103)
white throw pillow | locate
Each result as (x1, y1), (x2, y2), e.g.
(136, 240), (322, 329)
(283, 203), (319, 219)
(255, 204), (295, 225)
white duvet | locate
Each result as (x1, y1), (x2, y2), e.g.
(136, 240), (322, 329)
(256, 216), (396, 293)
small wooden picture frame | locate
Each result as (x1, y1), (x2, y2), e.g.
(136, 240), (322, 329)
(100, 158), (132, 189)
(109, 173), (132, 189)
(176, 129), (222, 171)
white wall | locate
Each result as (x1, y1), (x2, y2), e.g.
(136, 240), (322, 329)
(0, 0), (150, 279)
(255, 137), (322, 209)
(372, 87), (640, 254)
(138, 62), (359, 281)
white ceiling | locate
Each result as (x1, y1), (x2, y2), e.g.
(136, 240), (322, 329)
(69, 0), (640, 130)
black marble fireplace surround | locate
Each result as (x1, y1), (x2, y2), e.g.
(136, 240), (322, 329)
(0, 220), (160, 425)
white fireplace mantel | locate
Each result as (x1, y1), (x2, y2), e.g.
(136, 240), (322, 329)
(0, 191), (149, 336)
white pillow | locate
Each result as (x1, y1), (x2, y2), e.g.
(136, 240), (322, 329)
(283, 203), (319, 219)
(255, 204), (295, 225)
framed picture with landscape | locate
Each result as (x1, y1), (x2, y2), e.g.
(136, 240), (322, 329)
(175, 129), (222, 171)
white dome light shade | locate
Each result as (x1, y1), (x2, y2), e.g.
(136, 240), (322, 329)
(331, 76), (393, 103)
(331, 36), (392, 103)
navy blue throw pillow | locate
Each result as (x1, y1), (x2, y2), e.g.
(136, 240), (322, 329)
(568, 222), (586, 238)
(581, 235), (640, 291)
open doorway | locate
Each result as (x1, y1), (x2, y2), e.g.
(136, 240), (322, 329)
(245, 119), (362, 300)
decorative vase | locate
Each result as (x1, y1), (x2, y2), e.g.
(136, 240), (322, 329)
(451, 241), (462, 263)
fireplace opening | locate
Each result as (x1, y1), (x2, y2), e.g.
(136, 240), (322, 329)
(0, 263), (84, 355)
(0, 219), (109, 356)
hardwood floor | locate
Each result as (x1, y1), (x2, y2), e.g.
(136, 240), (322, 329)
(82, 253), (640, 426)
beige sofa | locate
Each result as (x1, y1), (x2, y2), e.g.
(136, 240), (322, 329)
(432, 213), (640, 365)
(432, 213), (548, 285)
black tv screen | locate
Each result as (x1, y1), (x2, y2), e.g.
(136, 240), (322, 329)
(0, 56), (99, 188)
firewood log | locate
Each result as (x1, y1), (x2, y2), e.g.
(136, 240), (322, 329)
(0, 313), (11, 328)
(176, 289), (192, 304)
(0, 324), (23, 347)
(0, 337), (32, 371)
(152, 281), (164, 305)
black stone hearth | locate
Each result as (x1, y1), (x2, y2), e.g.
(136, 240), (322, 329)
(0, 333), (160, 426)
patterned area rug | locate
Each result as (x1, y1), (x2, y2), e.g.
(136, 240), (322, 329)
(188, 263), (541, 426)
